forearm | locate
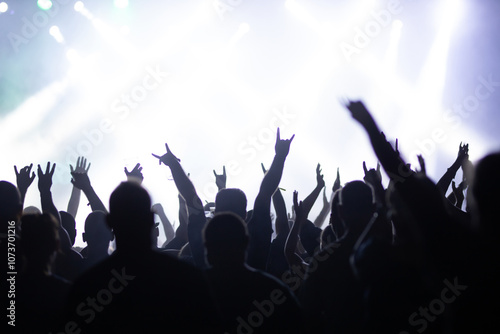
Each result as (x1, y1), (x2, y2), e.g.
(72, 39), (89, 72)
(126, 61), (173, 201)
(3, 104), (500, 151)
(436, 159), (461, 194)
(82, 186), (107, 213)
(157, 210), (175, 242)
(284, 218), (302, 268)
(313, 202), (330, 228)
(67, 186), (82, 218)
(272, 189), (289, 236)
(40, 189), (61, 225)
(169, 162), (204, 216)
(302, 184), (323, 216)
(365, 123), (412, 183)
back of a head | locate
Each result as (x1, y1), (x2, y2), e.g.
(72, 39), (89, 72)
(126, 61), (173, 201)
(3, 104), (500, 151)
(0, 181), (22, 231)
(471, 152), (500, 232)
(339, 181), (374, 230)
(215, 188), (247, 220)
(60, 211), (77, 246)
(203, 212), (248, 266)
(20, 213), (60, 270)
(108, 182), (153, 247)
(84, 211), (112, 246)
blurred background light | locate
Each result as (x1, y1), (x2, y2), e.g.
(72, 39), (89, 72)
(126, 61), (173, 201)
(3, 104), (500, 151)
(0, 2), (8, 13)
(37, 0), (53, 11)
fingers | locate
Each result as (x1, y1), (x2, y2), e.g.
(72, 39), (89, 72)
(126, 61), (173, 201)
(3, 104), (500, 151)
(86, 162), (91, 172)
(336, 167), (340, 178)
(289, 134), (295, 142)
(363, 161), (368, 174)
(37, 164), (42, 176)
(70, 164), (74, 173)
(261, 163), (267, 173)
(152, 153), (162, 164)
(223, 165), (226, 176)
(213, 169), (218, 177)
(125, 167), (130, 175)
(133, 163), (141, 172)
(276, 128), (281, 142)
(14, 165), (19, 176)
(49, 162), (56, 176)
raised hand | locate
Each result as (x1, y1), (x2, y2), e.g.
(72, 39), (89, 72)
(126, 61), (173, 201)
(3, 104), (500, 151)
(333, 167), (341, 192)
(416, 154), (426, 175)
(342, 100), (376, 129)
(70, 156), (91, 175)
(451, 180), (466, 208)
(457, 142), (469, 165)
(275, 128), (295, 157)
(152, 143), (181, 166)
(363, 161), (382, 187)
(125, 163), (144, 184)
(37, 162), (56, 192)
(213, 166), (226, 190)
(71, 169), (92, 191)
(316, 163), (325, 189)
(14, 163), (35, 197)
(293, 191), (305, 224)
(261, 163), (267, 174)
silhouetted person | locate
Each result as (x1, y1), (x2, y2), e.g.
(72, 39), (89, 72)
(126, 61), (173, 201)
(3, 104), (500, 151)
(60, 211), (77, 247)
(204, 212), (305, 333)
(299, 181), (374, 334)
(61, 182), (219, 333)
(80, 210), (112, 270)
(17, 213), (71, 334)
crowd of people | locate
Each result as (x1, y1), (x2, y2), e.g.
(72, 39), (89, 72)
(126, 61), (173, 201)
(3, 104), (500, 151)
(1, 100), (499, 333)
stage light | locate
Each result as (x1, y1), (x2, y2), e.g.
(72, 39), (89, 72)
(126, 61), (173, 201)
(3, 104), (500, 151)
(74, 1), (84, 12)
(114, 0), (129, 9)
(0, 2), (8, 13)
(49, 25), (64, 43)
(37, 0), (53, 10)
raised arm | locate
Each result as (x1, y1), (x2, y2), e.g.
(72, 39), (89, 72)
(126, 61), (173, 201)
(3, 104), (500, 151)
(285, 191), (308, 270)
(153, 143), (206, 267)
(213, 166), (227, 191)
(314, 168), (340, 228)
(301, 164), (325, 215)
(262, 163), (289, 236)
(152, 203), (175, 243)
(67, 157), (90, 218)
(343, 100), (412, 183)
(37, 162), (61, 225)
(70, 165), (107, 214)
(124, 163), (144, 184)
(247, 128), (294, 270)
(436, 143), (469, 194)
(14, 163), (35, 208)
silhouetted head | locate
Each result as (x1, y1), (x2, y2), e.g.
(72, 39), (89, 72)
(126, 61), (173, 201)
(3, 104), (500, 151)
(23, 206), (41, 215)
(0, 181), (22, 233)
(20, 213), (60, 274)
(320, 225), (336, 249)
(215, 188), (247, 220)
(107, 182), (154, 251)
(203, 212), (248, 268)
(338, 181), (375, 233)
(60, 211), (77, 246)
(83, 211), (112, 252)
(470, 152), (500, 234)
